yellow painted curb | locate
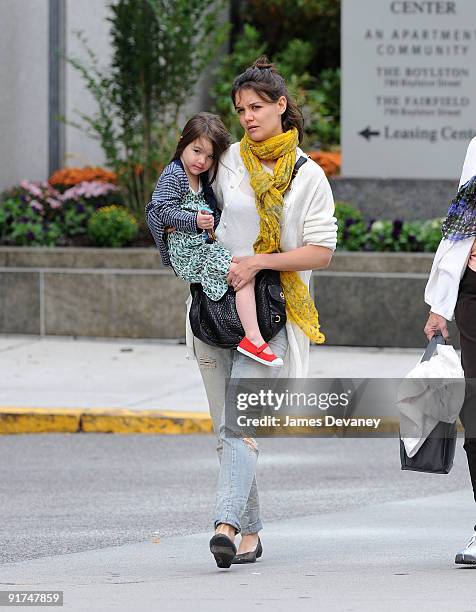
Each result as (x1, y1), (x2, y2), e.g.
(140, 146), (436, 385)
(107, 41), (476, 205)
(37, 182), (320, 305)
(0, 408), (464, 436)
(81, 409), (213, 434)
(0, 407), (212, 435)
(0, 407), (82, 434)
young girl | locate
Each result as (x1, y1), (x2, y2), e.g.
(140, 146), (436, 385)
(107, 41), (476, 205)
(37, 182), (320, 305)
(146, 112), (283, 367)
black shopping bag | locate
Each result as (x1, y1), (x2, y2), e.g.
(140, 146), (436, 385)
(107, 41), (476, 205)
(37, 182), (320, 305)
(400, 420), (456, 474)
(400, 334), (457, 474)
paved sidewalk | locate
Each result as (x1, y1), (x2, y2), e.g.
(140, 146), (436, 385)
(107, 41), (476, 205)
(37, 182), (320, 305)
(0, 335), (424, 410)
(0, 335), (426, 433)
(0, 488), (473, 611)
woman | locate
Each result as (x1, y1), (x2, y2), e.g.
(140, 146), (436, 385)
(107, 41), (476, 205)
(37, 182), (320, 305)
(190, 57), (336, 568)
(424, 136), (476, 564)
(148, 56), (337, 568)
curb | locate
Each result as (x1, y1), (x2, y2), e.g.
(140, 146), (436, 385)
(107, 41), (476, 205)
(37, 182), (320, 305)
(0, 408), (464, 436)
(0, 407), (213, 435)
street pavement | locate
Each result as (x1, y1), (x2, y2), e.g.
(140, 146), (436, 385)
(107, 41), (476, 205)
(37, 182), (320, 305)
(0, 335), (425, 413)
(1, 490), (475, 612)
(0, 435), (474, 611)
(1, 334), (474, 611)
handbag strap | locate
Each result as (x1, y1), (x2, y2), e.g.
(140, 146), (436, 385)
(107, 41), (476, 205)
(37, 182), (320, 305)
(421, 332), (446, 363)
(291, 156), (308, 181)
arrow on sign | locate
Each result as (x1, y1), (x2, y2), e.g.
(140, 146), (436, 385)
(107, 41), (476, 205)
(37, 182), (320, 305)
(359, 126), (380, 141)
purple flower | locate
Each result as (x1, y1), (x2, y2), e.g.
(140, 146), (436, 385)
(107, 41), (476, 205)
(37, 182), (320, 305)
(391, 220), (403, 240)
(344, 218), (356, 228)
(75, 203), (85, 214)
(26, 230), (35, 241)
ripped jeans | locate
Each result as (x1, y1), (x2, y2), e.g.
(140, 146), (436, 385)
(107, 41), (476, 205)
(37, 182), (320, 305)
(193, 328), (288, 534)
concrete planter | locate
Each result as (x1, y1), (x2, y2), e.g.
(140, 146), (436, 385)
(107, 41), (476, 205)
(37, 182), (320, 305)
(314, 252), (458, 348)
(0, 247), (454, 348)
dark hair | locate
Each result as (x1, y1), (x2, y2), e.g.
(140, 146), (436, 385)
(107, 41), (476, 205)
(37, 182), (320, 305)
(230, 56), (304, 144)
(172, 112), (231, 183)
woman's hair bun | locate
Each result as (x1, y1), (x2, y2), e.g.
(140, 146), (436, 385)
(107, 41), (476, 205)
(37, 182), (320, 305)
(252, 55), (273, 70)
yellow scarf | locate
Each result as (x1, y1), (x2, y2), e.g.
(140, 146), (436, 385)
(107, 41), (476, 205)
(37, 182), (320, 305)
(240, 128), (325, 344)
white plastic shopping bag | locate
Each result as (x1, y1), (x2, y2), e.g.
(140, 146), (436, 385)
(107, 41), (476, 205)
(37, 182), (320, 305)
(398, 337), (464, 458)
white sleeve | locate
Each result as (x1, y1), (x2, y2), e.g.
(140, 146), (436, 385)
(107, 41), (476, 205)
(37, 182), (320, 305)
(424, 238), (472, 320)
(302, 173), (338, 251)
(458, 136), (476, 187)
(424, 137), (476, 319)
(211, 161), (225, 211)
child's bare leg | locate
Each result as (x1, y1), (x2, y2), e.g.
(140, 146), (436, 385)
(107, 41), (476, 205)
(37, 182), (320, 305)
(235, 278), (274, 356)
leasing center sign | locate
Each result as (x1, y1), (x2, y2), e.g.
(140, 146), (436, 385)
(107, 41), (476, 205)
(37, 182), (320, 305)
(342, 0), (476, 179)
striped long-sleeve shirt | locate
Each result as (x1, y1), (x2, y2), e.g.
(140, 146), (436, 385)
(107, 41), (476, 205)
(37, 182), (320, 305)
(145, 159), (221, 267)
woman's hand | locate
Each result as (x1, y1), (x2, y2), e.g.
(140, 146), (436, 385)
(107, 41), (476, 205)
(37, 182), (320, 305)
(227, 255), (261, 291)
(424, 311), (449, 341)
(197, 210), (214, 231)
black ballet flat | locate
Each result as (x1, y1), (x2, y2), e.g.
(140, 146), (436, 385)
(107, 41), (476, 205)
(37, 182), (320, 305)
(231, 537), (262, 564)
(209, 533), (237, 568)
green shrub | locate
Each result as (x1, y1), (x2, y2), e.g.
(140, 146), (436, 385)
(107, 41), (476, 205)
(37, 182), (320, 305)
(366, 220), (399, 252)
(87, 205), (138, 247)
(415, 218), (445, 252)
(334, 201), (443, 252)
(61, 201), (95, 237)
(61, 0), (228, 215)
(244, 0), (340, 77)
(303, 68), (340, 149)
(211, 25), (340, 149)
(0, 193), (64, 247)
(212, 24), (267, 143)
(233, 0), (341, 147)
(334, 201), (367, 251)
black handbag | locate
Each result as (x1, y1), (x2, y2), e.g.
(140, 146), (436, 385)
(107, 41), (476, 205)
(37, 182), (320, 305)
(189, 269), (286, 349)
(188, 156), (308, 350)
(400, 333), (457, 474)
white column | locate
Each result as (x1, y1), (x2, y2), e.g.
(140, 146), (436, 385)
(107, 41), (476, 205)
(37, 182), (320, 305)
(64, 0), (111, 168)
(0, 0), (49, 191)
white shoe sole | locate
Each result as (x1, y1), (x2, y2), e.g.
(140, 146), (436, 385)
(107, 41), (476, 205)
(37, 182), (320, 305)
(236, 346), (283, 367)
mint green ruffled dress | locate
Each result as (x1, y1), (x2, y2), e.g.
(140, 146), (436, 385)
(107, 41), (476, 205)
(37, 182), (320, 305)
(167, 188), (232, 301)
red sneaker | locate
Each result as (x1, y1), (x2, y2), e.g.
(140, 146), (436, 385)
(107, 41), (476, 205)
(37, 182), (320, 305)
(237, 337), (284, 367)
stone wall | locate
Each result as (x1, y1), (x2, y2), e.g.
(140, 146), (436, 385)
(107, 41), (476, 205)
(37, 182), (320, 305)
(0, 247), (458, 348)
(329, 178), (458, 220)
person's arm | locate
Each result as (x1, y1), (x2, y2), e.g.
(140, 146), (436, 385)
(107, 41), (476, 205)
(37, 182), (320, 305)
(423, 137), (476, 339)
(146, 171), (198, 238)
(233, 246), (331, 278)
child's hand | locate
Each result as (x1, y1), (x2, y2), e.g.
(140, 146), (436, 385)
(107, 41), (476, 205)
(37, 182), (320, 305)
(197, 210), (214, 231)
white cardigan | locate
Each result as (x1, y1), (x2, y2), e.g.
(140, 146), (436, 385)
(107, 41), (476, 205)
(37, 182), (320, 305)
(185, 142), (337, 376)
(425, 137), (476, 320)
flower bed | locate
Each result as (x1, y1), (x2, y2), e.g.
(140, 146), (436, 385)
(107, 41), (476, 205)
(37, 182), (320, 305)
(0, 167), (153, 248)
(1, 166), (444, 251)
(335, 202), (442, 253)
